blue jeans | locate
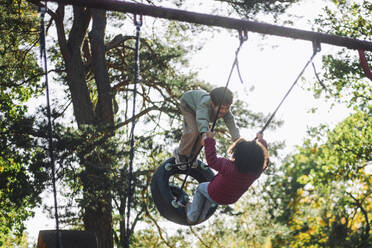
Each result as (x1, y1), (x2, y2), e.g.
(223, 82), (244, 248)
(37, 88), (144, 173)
(187, 182), (218, 223)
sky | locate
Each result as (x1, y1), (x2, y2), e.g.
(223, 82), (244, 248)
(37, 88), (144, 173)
(25, 0), (353, 245)
(190, 30), (351, 153)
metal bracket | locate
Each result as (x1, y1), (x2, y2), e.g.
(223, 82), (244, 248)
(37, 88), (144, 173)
(312, 39), (321, 54)
(171, 199), (180, 208)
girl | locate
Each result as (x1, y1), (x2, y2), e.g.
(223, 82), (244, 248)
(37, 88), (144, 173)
(185, 131), (269, 224)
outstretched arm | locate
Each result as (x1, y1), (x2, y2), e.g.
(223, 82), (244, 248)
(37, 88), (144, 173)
(201, 131), (213, 146)
(202, 131), (226, 172)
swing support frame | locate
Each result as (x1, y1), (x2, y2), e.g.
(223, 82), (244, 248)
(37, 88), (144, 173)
(31, 0), (372, 52)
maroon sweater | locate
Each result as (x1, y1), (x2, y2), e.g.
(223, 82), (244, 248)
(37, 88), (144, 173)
(205, 137), (261, 205)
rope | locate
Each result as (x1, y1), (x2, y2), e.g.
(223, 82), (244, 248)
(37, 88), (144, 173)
(211, 30), (247, 131)
(257, 49), (319, 136)
(312, 62), (327, 91)
(179, 30), (247, 192)
(124, 14), (142, 248)
(39, 4), (63, 248)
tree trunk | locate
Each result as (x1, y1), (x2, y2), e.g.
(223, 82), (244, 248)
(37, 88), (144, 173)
(89, 9), (114, 126)
(83, 9), (114, 248)
(54, 4), (114, 248)
(82, 156), (113, 248)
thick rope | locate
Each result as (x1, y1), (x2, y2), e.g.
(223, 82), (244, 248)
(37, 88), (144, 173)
(39, 5), (63, 248)
(124, 14), (142, 248)
(179, 31), (247, 192)
(257, 49), (319, 136)
(211, 31), (247, 131)
(312, 62), (327, 91)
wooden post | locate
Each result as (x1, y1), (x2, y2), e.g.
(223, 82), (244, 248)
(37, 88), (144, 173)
(37, 230), (97, 248)
(39, 0), (372, 51)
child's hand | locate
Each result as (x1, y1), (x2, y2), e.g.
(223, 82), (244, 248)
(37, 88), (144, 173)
(206, 131), (214, 138)
(201, 131), (214, 146)
(256, 132), (268, 149)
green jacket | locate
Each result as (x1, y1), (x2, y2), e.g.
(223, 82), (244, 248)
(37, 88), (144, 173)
(180, 89), (240, 140)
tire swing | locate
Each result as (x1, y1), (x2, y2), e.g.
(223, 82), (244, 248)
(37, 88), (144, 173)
(150, 157), (217, 226)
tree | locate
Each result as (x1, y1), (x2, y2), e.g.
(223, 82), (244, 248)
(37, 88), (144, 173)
(261, 111), (371, 248)
(2, 0), (197, 246)
(218, 0), (300, 20)
(0, 0), (49, 246)
(1, 231), (29, 248)
(255, 1), (372, 247)
(311, 0), (372, 111)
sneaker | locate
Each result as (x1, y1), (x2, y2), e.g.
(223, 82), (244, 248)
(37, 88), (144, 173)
(187, 155), (199, 168)
(173, 148), (189, 170)
(185, 203), (195, 225)
(176, 194), (189, 207)
(185, 202), (203, 225)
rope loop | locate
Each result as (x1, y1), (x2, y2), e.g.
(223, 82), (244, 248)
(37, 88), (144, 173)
(133, 14), (143, 27)
(239, 29), (248, 43)
(312, 39), (321, 54)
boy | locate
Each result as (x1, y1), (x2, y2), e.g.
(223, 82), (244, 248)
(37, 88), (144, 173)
(173, 87), (240, 166)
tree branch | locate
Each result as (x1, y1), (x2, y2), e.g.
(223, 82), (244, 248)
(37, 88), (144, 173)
(347, 192), (370, 243)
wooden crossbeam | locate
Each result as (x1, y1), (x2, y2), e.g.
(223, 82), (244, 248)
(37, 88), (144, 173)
(39, 0), (372, 52)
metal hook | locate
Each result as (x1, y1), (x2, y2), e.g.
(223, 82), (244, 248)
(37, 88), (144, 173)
(312, 39), (321, 54)
(134, 14), (143, 27)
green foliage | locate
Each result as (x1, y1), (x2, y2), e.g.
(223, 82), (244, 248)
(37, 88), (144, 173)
(0, 0), (49, 246)
(0, 231), (30, 248)
(230, 2), (372, 246)
(0, 0), (43, 95)
(311, 0), (372, 111)
(217, 0), (300, 20)
(264, 111), (371, 247)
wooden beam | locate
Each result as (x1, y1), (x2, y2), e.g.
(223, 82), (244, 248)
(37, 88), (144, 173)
(42, 0), (372, 52)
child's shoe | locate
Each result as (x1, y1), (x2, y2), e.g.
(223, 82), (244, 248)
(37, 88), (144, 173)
(185, 203), (196, 225)
(188, 156), (199, 168)
(173, 148), (189, 170)
(185, 202), (203, 225)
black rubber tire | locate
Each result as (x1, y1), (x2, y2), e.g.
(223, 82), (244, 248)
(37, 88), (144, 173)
(151, 157), (217, 226)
